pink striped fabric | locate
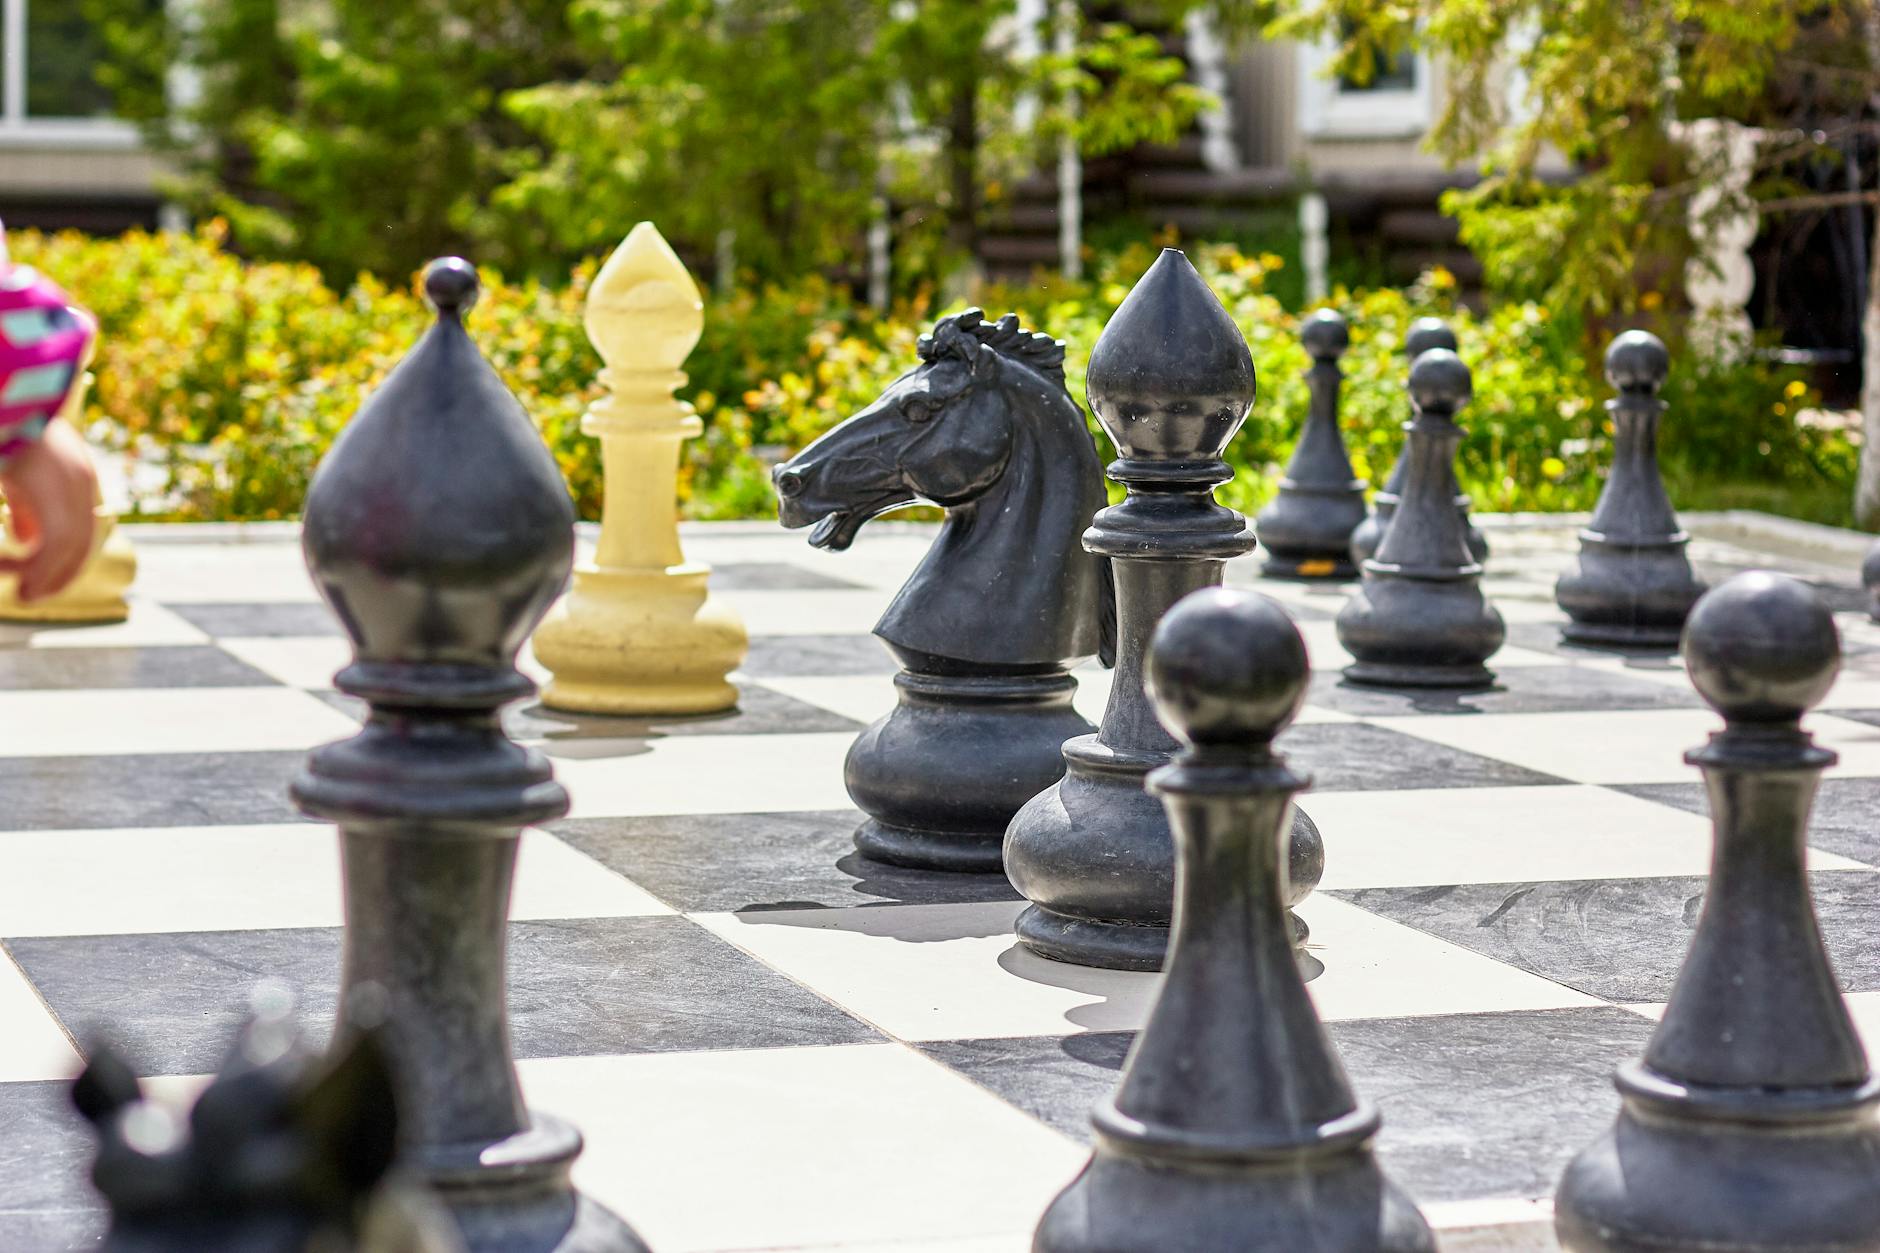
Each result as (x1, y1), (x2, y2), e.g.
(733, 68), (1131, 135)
(0, 231), (95, 468)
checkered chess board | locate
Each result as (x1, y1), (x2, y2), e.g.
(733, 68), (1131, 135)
(3, 518), (1879, 1252)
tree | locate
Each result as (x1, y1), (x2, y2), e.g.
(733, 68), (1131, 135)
(1224, 0), (1880, 518)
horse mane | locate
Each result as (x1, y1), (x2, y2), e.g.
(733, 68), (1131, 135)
(918, 308), (1066, 386)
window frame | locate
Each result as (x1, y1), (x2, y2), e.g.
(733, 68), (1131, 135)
(0, 0), (144, 149)
(1296, 36), (1433, 141)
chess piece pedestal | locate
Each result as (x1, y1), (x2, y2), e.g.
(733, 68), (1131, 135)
(1348, 317), (1486, 569)
(293, 260), (643, 1253)
(1005, 249), (1323, 971)
(0, 498), (135, 622)
(0, 351), (135, 623)
(1035, 589), (1432, 1253)
(533, 222), (747, 715)
(1555, 573), (1880, 1253)
(847, 657), (1091, 871)
(775, 309), (1112, 874)
(1338, 349), (1503, 688)
(1256, 310), (1366, 579)
(1555, 332), (1704, 649)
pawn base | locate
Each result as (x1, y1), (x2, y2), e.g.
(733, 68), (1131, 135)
(1037, 1139), (1434, 1253)
(1559, 619), (1685, 650)
(1556, 1087), (1880, 1253)
(430, 1115), (647, 1253)
(1342, 660), (1496, 689)
(1017, 903), (1310, 971)
(854, 818), (1004, 873)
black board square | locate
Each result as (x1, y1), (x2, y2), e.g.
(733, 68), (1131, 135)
(739, 634), (897, 678)
(1278, 722), (1567, 792)
(549, 810), (1022, 913)
(0, 645), (281, 691)
(162, 602), (343, 638)
(7, 915), (881, 1077)
(0, 751), (311, 831)
(1306, 664), (1702, 718)
(1331, 870), (1880, 1003)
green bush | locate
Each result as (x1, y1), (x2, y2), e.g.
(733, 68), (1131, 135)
(6, 224), (1848, 527)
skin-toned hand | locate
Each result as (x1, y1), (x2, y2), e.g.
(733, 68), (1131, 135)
(0, 420), (98, 601)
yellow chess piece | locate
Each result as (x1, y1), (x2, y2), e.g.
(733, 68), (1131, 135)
(532, 222), (747, 714)
(0, 342), (135, 623)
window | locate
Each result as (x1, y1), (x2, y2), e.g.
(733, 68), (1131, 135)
(1297, 36), (1433, 140)
(1, 0), (147, 143)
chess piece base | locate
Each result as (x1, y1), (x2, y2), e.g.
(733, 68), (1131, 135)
(853, 817), (1003, 873)
(1036, 1138), (1434, 1253)
(1005, 736), (1322, 970)
(1342, 660), (1496, 689)
(0, 507), (135, 624)
(534, 565), (747, 715)
(1336, 570), (1504, 690)
(1555, 1073), (1880, 1253)
(1555, 536), (1703, 653)
(1559, 620), (1685, 649)
(432, 1114), (647, 1253)
(1256, 483), (1367, 583)
(846, 668), (1092, 874)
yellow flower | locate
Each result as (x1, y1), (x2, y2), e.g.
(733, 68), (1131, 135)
(1773, 402), (1787, 416)
(1639, 291), (1664, 310)
(1541, 456), (1566, 479)
(1785, 379), (1807, 400)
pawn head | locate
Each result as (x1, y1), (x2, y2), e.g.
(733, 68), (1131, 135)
(1147, 587), (1310, 747)
(1409, 347), (1472, 415)
(1300, 309), (1349, 361)
(1683, 571), (1839, 724)
(1605, 329), (1668, 395)
(1405, 316), (1457, 359)
(423, 257), (480, 316)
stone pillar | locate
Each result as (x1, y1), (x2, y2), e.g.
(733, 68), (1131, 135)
(533, 222), (748, 715)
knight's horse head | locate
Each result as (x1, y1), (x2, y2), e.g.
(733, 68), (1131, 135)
(72, 987), (459, 1253)
(774, 309), (1025, 551)
(775, 309), (1113, 669)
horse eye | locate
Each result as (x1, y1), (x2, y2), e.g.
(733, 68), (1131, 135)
(904, 397), (935, 423)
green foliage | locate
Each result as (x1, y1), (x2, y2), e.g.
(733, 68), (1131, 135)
(1220, 0), (1847, 329)
(9, 226), (1845, 529)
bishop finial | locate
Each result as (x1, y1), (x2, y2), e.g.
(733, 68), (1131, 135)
(423, 258), (479, 318)
(1300, 309), (1349, 362)
(586, 221), (704, 375)
(1147, 587), (1310, 748)
(1405, 316), (1457, 359)
(1605, 328), (1670, 397)
(1683, 571), (1839, 725)
(1409, 348), (1472, 418)
(1085, 247), (1256, 461)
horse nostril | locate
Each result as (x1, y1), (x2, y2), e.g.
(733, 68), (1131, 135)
(774, 466), (806, 499)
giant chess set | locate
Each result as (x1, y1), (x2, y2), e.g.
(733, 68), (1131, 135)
(3, 239), (1880, 1253)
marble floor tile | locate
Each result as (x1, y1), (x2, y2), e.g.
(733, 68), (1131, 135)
(0, 952), (83, 1081)
(506, 682), (863, 740)
(552, 731), (856, 818)
(0, 824), (668, 937)
(1334, 869), (1880, 1003)
(9, 915), (879, 1077)
(1279, 722), (1569, 792)
(0, 1080), (106, 1250)
(0, 644), (278, 690)
(0, 750), (310, 830)
(716, 589), (895, 637)
(1306, 665), (1703, 718)
(163, 601), (342, 638)
(550, 810), (1020, 913)
(1616, 776), (1880, 867)
(740, 632), (899, 677)
(520, 1043), (1083, 1253)
(0, 687), (359, 758)
(0, 599), (208, 650)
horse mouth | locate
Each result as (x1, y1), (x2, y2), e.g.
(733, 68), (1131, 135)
(808, 511), (865, 551)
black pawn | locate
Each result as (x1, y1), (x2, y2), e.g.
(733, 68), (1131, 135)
(1556, 572), (1880, 1253)
(291, 260), (645, 1253)
(1865, 536), (1880, 621)
(1336, 349), (1504, 687)
(1349, 317), (1487, 567)
(1004, 248), (1324, 971)
(1555, 331), (1705, 648)
(1256, 309), (1367, 579)
(1035, 588), (1434, 1253)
